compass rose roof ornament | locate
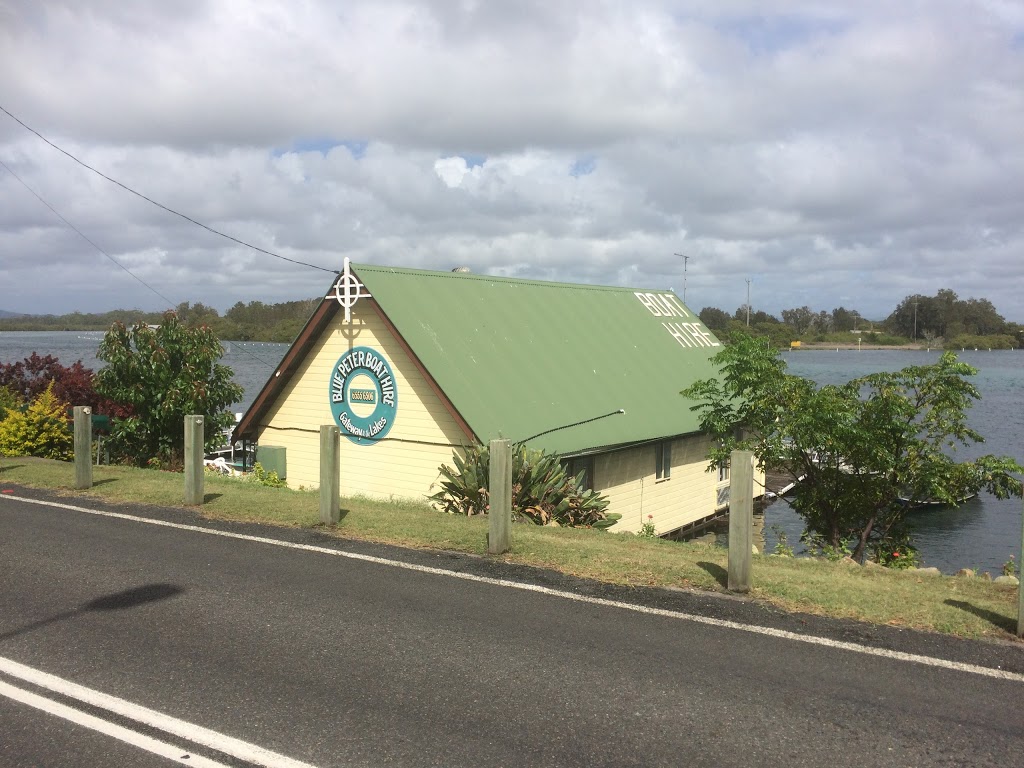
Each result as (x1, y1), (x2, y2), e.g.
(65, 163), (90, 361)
(330, 257), (372, 323)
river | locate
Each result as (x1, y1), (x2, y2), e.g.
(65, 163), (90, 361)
(0, 330), (288, 413)
(2, 333), (1022, 573)
(765, 348), (1024, 575)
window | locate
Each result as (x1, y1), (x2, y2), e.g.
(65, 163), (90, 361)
(655, 441), (672, 480)
(566, 456), (594, 492)
(718, 463), (730, 483)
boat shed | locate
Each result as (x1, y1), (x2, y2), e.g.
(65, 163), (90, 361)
(233, 261), (758, 535)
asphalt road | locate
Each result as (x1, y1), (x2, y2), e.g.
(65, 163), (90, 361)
(2, 486), (1023, 767)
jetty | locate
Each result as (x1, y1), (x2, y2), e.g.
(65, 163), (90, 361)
(764, 467), (801, 499)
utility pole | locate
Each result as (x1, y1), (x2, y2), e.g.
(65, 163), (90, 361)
(745, 279), (751, 327)
(675, 253), (691, 306)
(913, 300), (918, 341)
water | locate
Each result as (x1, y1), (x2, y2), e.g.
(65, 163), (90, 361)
(0, 330), (289, 413)
(3, 333), (1022, 573)
(764, 348), (1024, 574)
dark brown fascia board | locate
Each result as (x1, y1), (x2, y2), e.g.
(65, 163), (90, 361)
(232, 292), (340, 442)
(366, 298), (478, 445)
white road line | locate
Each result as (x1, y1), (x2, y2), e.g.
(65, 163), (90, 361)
(5, 493), (1024, 684)
(0, 656), (318, 768)
(0, 678), (231, 768)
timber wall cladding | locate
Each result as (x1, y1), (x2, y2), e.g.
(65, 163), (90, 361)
(259, 304), (467, 499)
(597, 435), (720, 534)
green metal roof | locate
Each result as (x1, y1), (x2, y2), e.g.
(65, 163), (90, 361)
(355, 263), (722, 455)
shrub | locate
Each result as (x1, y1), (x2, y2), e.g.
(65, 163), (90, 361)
(1, 353), (99, 409)
(872, 540), (921, 570)
(430, 444), (619, 530)
(770, 524), (794, 557)
(800, 531), (852, 562)
(0, 353), (130, 422)
(863, 331), (908, 346)
(0, 386), (21, 421)
(944, 334), (1017, 351)
(0, 383), (74, 460)
(244, 462), (288, 488)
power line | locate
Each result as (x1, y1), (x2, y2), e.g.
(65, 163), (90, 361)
(0, 159), (276, 368)
(0, 103), (336, 274)
(0, 158), (178, 308)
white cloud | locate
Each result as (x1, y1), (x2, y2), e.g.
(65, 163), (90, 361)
(1, 0), (1022, 322)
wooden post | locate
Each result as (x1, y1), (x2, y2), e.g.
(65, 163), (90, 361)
(728, 450), (754, 593)
(319, 424), (341, 524)
(73, 406), (92, 490)
(1018, 495), (1024, 638)
(487, 439), (512, 555)
(184, 415), (204, 505)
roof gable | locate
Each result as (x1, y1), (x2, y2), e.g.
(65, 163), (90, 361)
(354, 264), (722, 454)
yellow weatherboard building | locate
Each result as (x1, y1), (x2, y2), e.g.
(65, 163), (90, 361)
(234, 262), (763, 535)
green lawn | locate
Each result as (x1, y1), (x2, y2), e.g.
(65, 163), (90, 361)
(1, 457), (1020, 640)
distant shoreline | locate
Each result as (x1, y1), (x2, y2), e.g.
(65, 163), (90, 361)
(784, 342), (927, 351)
(782, 343), (1016, 351)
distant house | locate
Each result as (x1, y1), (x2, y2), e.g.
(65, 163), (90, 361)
(234, 261), (760, 535)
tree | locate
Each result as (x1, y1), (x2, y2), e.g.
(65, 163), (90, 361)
(682, 334), (1023, 562)
(887, 294), (935, 339)
(831, 307), (857, 332)
(699, 307), (732, 333)
(734, 306), (779, 325)
(961, 297), (1005, 336)
(781, 306), (815, 335)
(94, 312), (244, 467)
(886, 289), (1008, 340)
(934, 288), (959, 337)
(174, 301), (221, 327)
(812, 310), (832, 334)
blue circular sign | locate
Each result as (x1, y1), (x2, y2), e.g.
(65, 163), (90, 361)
(329, 347), (398, 445)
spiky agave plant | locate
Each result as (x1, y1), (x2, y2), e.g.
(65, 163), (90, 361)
(430, 444), (619, 530)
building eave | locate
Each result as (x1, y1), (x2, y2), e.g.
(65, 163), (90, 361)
(232, 292), (340, 443)
(233, 269), (478, 447)
(553, 429), (706, 460)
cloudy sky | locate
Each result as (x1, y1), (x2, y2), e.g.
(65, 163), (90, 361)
(1, 0), (1022, 322)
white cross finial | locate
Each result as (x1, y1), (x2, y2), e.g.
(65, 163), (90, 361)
(331, 257), (371, 323)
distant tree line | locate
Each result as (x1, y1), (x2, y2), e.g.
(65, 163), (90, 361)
(697, 304), (880, 348)
(885, 289), (1012, 342)
(697, 288), (1021, 349)
(0, 298), (321, 343)
(2, 286), (1019, 349)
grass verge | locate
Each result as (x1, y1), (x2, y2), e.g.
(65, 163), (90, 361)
(1, 457), (1019, 641)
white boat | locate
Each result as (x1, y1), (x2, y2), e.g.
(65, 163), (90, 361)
(897, 492), (977, 509)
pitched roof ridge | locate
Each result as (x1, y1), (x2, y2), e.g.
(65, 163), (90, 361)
(351, 262), (675, 295)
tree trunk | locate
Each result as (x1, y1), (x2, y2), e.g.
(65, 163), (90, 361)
(853, 515), (876, 563)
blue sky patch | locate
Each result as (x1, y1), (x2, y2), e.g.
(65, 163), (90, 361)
(570, 155), (597, 177)
(718, 14), (849, 56)
(272, 138), (367, 158)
